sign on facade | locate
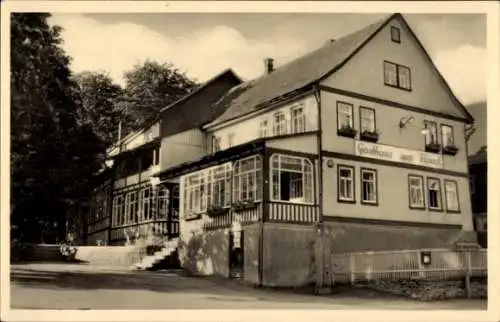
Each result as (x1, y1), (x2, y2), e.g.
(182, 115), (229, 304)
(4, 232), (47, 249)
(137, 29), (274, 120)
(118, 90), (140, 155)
(355, 141), (443, 169)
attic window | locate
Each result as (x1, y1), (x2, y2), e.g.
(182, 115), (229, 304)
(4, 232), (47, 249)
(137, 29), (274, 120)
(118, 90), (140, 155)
(391, 26), (401, 43)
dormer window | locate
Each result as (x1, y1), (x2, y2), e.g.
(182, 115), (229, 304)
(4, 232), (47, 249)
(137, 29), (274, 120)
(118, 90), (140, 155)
(391, 26), (401, 43)
(273, 111), (286, 136)
(212, 135), (221, 153)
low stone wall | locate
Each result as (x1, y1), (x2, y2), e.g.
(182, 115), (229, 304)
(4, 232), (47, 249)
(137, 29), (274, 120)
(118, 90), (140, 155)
(348, 278), (487, 301)
(74, 245), (145, 267)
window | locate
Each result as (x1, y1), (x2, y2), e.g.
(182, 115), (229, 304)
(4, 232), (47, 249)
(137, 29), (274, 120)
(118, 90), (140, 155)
(259, 119), (268, 138)
(337, 102), (354, 130)
(209, 164), (232, 207)
(233, 155), (262, 202)
(112, 195), (124, 227)
(361, 168), (377, 204)
(391, 26), (401, 43)
(227, 133), (235, 148)
(212, 135), (221, 153)
(157, 186), (170, 219)
(408, 175), (425, 209)
(273, 111), (286, 136)
(424, 121), (439, 145)
(153, 146), (160, 166)
(427, 178), (442, 211)
(271, 154), (313, 204)
(384, 61), (411, 90)
(384, 61), (398, 87)
(125, 191), (138, 224)
(441, 125), (455, 147)
(360, 107), (376, 133)
(444, 180), (460, 212)
(291, 104), (306, 133)
(172, 186), (179, 220)
(338, 165), (355, 202)
(139, 186), (152, 221)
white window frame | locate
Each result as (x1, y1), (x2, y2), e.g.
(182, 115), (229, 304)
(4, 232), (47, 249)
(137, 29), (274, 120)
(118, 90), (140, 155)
(424, 121), (439, 145)
(338, 165), (354, 202)
(270, 154), (314, 204)
(427, 178), (443, 211)
(212, 135), (221, 153)
(408, 175), (425, 209)
(233, 155), (262, 202)
(441, 124), (455, 147)
(157, 186), (170, 219)
(112, 194), (124, 227)
(444, 180), (460, 212)
(259, 119), (268, 138)
(360, 107), (376, 133)
(291, 103), (306, 134)
(360, 168), (377, 204)
(210, 163), (232, 208)
(125, 191), (138, 224)
(383, 61), (398, 87)
(273, 111), (286, 136)
(139, 186), (152, 222)
(337, 102), (354, 130)
(398, 65), (411, 90)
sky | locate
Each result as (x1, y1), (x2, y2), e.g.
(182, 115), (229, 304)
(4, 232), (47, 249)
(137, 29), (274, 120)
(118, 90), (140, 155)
(48, 13), (486, 105)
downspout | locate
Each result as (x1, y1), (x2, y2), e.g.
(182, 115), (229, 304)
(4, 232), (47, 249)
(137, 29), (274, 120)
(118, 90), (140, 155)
(314, 85), (324, 224)
(258, 142), (268, 287)
(314, 84), (325, 291)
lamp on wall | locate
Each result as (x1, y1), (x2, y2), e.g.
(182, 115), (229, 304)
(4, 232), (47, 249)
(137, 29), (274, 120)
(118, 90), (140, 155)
(399, 116), (414, 128)
(399, 116), (431, 137)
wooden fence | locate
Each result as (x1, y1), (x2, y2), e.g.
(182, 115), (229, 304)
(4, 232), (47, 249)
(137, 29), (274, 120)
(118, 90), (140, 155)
(330, 248), (487, 285)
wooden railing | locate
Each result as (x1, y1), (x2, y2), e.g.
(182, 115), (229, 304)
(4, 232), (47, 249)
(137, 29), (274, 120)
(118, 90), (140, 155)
(330, 248), (487, 284)
(268, 201), (320, 223)
(203, 205), (261, 230)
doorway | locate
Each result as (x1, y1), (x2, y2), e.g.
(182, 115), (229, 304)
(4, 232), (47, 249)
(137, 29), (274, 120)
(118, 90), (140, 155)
(229, 229), (244, 279)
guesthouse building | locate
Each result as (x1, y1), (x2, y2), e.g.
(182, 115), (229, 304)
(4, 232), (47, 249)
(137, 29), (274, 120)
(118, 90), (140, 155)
(155, 13), (478, 286)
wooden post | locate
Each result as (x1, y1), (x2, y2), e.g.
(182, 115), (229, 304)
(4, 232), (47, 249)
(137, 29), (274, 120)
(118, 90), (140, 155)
(465, 251), (472, 299)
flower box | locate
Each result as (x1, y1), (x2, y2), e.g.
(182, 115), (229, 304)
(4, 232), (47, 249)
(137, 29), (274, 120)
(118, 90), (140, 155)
(184, 212), (202, 221)
(337, 126), (357, 138)
(425, 143), (441, 153)
(207, 206), (230, 217)
(360, 130), (379, 143)
(442, 144), (459, 156)
(232, 200), (258, 211)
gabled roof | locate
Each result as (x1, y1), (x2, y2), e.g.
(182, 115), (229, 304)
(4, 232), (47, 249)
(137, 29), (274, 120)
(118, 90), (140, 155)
(160, 68), (243, 137)
(207, 13), (473, 128)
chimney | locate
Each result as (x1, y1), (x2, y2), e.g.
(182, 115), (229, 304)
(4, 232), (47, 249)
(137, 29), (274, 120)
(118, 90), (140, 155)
(264, 58), (274, 74)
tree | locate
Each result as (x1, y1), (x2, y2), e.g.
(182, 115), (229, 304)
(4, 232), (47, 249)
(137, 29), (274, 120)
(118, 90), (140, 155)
(10, 13), (104, 243)
(121, 60), (198, 130)
(74, 71), (133, 147)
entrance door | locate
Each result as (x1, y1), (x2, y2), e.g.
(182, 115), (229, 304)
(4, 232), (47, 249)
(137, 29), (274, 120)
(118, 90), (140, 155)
(229, 230), (244, 279)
